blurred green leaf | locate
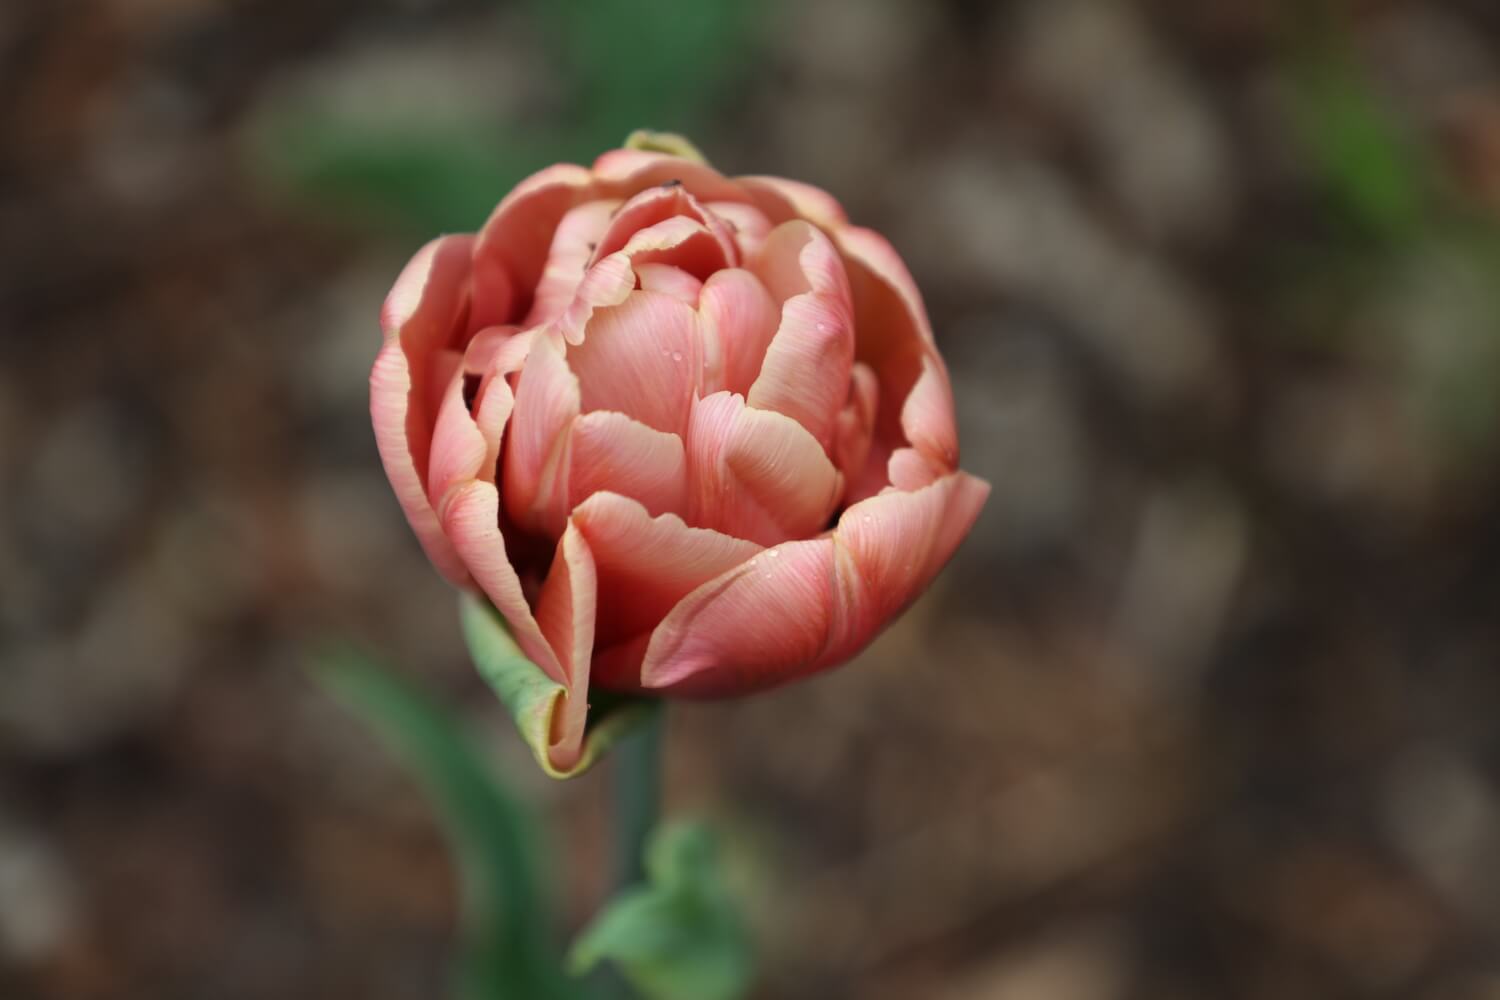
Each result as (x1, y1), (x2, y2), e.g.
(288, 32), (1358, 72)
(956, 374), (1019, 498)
(532, 0), (759, 150)
(1287, 19), (1428, 239)
(570, 823), (752, 1000)
(250, 0), (763, 233)
(461, 593), (658, 780)
(314, 649), (582, 1000)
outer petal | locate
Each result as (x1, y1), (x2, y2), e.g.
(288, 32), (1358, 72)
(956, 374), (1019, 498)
(697, 268), (779, 397)
(568, 492), (761, 674)
(567, 290), (701, 437)
(532, 523), (597, 770)
(502, 333), (580, 537)
(371, 234), (475, 586)
(642, 472), (990, 695)
(834, 224), (959, 475)
(704, 201), (773, 260)
(474, 163), (596, 320)
(747, 221), (856, 449)
(685, 391), (843, 547)
(524, 199), (622, 327)
(737, 175), (850, 230)
(591, 149), (749, 203)
(569, 410), (688, 519)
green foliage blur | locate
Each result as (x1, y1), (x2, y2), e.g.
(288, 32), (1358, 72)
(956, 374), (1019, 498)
(253, 0), (761, 234)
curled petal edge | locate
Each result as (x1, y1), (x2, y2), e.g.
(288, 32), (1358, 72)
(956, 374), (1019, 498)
(461, 592), (658, 779)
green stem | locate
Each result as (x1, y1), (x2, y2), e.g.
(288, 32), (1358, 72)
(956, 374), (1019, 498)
(611, 705), (663, 890)
(597, 706), (662, 1000)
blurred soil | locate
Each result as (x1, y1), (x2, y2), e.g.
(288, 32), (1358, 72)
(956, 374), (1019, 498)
(3, 1), (1500, 998)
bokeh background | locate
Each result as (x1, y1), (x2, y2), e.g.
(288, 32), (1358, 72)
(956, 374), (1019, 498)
(5, 0), (1500, 997)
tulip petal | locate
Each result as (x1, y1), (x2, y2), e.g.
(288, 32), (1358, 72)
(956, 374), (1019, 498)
(615, 216), (734, 281)
(634, 263), (703, 305)
(568, 492), (761, 668)
(591, 149), (748, 203)
(697, 268), (779, 397)
(590, 184), (738, 271)
(524, 199), (622, 327)
(502, 333), (580, 537)
(738, 175), (849, 230)
(570, 410), (688, 519)
(834, 361), (880, 488)
(747, 222), (856, 449)
(426, 327), (524, 507)
(533, 522), (597, 769)
(642, 472), (990, 695)
(372, 235), (475, 587)
(475, 163), (596, 319)
(685, 391), (843, 547)
(567, 290), (700, 437)
(704, 201), (773, 260)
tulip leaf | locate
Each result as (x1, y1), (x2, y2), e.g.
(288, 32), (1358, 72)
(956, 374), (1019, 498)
(460, 593), (658, 780)
(569, 823), (752, 1000)
(313, 648), (582, 1000)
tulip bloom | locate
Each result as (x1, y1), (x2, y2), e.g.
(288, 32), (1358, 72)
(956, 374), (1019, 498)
(373, 134), (988, 773)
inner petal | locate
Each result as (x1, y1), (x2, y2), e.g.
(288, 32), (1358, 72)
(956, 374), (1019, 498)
(590, 183), (738, 270)
(685, 391), (844, 547)
(567, 289), (701, 437)
(697, 268), (780, 398)
(746, 221), (856, 451)
(523, 199), (620, 328)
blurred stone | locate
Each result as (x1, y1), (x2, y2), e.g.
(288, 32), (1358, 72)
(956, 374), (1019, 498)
(1385, 744), (1500, 920)
(1, 567), (192, 755)
(1262, 371), (1434, 520)
(932, 923), (1129, 1000)
(946, 314), (1089, 559)
(1007, 0), (1236, 244)
(149, 491), (267, 624)
(0, 821), (79, 963)
(914, 150), (1222, 409)
(1113, 481), (1248, 694)
(15, 399), (152, 571)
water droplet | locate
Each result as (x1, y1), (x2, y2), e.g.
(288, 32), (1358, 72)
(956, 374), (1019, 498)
(767, 549), (779, 558)
(862, 514), (874, 523)
(816, 322), (830, 333)
(671, 351), (683, 362)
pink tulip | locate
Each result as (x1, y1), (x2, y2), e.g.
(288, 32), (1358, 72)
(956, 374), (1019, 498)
(372, 134), (988, 773)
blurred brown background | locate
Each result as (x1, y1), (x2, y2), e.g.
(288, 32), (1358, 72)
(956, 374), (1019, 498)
(5, 0), (1500, 997)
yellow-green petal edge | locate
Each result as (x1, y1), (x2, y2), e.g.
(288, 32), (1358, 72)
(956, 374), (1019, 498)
(460, 593), (658, 780)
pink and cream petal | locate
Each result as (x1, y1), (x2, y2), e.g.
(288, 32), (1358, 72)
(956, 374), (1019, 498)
(372, 234), (475, 586)
(569, 410), (688, 519)
(440, 479), (565, 686)
(831, 472), (990, 631)
(686, 391), (843, 547)
(697, 268), (780, 397)
(704, 201), (773, 260)
(474, 163), (596, 314)
(524, 199), (621, 327)
(747, 222), (856, 448)
(568, 492), (761, 661)
(591, 149), (748, 203)
(641, 471), (990, 695)
(634, 263), (703, 305)
(898, 353), (960, 471)
(738, 175), (850, 230)
(532, 523), (598, 770)
(590, 184), (738, 269)
(640, 538), (844, 695)
(502, 334), (580, 536)
(567, 290), (701, 437)
(833, 362), (880, 486)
